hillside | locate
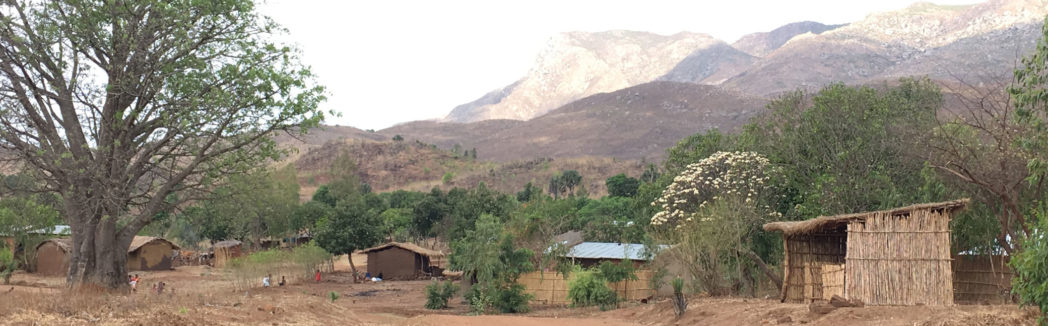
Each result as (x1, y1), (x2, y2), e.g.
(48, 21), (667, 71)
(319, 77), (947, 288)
(723, 0), (1048, 95)
(290, 139), (646, 200)
(382, 81), (765, 162)
(444, 31), (723, 122)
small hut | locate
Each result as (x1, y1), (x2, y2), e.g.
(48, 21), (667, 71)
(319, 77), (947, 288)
(360, 242), (445, 280)
(763, 199), (968, 306)
(35, 238), (72, 276)
(213, 240), (243, 268)
(127, 236), (180, 271)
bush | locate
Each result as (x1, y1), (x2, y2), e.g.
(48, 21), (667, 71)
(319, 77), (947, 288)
(493, 283), (533, 313)
(567, 270), (617, 310)
(0, 249), (16, 285)
(1012, 209), (1048, 324)
(425, 280), (460, 310)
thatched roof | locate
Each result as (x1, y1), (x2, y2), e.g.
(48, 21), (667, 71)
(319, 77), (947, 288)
(360, 242), (445, 258)
(36, 236), (180, 253)
(129, 236), (180, 252)
(763, 199), (970, 236)
(213, 240), (243, 249)
(36, 238), (72, 252)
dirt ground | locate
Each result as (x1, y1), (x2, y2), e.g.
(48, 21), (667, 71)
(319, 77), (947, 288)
(0, 253), (1039, 325)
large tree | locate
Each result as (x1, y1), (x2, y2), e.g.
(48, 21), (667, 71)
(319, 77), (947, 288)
(0, 0), (325, 288)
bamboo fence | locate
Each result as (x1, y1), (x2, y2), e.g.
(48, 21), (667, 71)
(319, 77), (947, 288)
(845, 208), (953, 306)
(518, 270), (655, 305)
(951, 255), (1014, 304)
(782, 232), (846, 303)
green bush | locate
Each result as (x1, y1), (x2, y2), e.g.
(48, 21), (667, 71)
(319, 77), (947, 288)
(1012, 208), (1048, 325)
(567, 270), (617, 310)
(424, 280), (460, 309)
(329, 291), (340, 302)
(493, 283), (533, 313)
(0, 249), (16, 285)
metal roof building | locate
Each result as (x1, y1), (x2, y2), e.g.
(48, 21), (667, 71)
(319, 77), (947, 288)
(562, 242), (670, 266)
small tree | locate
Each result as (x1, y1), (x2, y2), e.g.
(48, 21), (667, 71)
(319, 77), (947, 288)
(652, 151), (784, 294)
(1012, 204), (1048, 324)
(606, 174), (641, 198)
(450, 214), (535, 314)
(567, 269), (617, 310)
(393, 134), (404, 142)
(313, 199), (382, 282)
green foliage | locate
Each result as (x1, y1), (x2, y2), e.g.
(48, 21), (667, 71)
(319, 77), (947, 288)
(665, 129), (732, 175)
(0, 248), (16, 284)
(743, 79), (940, 218)
(493, 283), (533, 313)
(380, 208), (414, 242)
(176, 166), (300, 244)
(1012, 204), (1048, 325)
(442, 172), (454, 185)
(313, 197), (383, 257)
(516, 182), (542, 202)
(575, 197), (645, 243)
(425, 280), (460, 309)
(597, 260), (638, 284)
(606, 174), (641, 198)
(1012, 17), (1048, 178)
(567, 270), (618, 310)
(0, 196), (61, 269)
(451, 214), (535, 314)
(393, 134), (404, 142)
(329, 291), (340, 303)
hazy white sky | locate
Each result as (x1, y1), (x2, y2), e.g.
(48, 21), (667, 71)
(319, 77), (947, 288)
(259, 0), (982, 130)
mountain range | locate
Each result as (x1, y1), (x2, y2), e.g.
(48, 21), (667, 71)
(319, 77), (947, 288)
(280, 0), (1048, 195)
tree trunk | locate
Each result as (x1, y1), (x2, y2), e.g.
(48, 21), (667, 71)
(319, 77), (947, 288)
(347, 254), (359, 283)
(66, 205), (134, 290)
(738, 248), (783, 290)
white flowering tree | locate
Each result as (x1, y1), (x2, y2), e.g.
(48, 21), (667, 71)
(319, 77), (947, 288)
(651, 151), (783, 295)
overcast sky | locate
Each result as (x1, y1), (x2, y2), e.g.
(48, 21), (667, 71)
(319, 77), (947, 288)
(258, 0), (982, 130)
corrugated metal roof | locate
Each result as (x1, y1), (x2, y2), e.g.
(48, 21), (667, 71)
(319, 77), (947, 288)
(563, 242), (669, 261)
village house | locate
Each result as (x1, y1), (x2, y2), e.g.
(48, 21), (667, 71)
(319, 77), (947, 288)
(360, 242), (445, 280)
(212, 240), (243, 268)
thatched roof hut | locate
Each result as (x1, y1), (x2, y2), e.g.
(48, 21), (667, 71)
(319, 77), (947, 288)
(763, 199), (969, 306)
(212, 240), (243, 268)
(35, 238), (72, 276)
(127, 236), (180, 271)
(360, 242), (445, 280)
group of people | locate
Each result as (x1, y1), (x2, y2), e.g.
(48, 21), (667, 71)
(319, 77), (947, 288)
(128, 274), (172, 295)
(262, 274), (286, 287)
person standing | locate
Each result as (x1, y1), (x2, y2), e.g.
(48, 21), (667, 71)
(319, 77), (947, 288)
(314, 269), (321, 282)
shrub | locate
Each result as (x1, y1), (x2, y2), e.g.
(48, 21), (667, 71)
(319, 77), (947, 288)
(424, 280), (460, 310)
(329, 291), (340, 302)
(1012, 208), (1048, 325)
(567, 270), (617, 311)
(493, 283), (533, 313)
(0, 249), (16, 285)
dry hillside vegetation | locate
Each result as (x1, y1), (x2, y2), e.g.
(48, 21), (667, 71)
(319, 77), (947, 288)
(291, 139), (646, 199)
